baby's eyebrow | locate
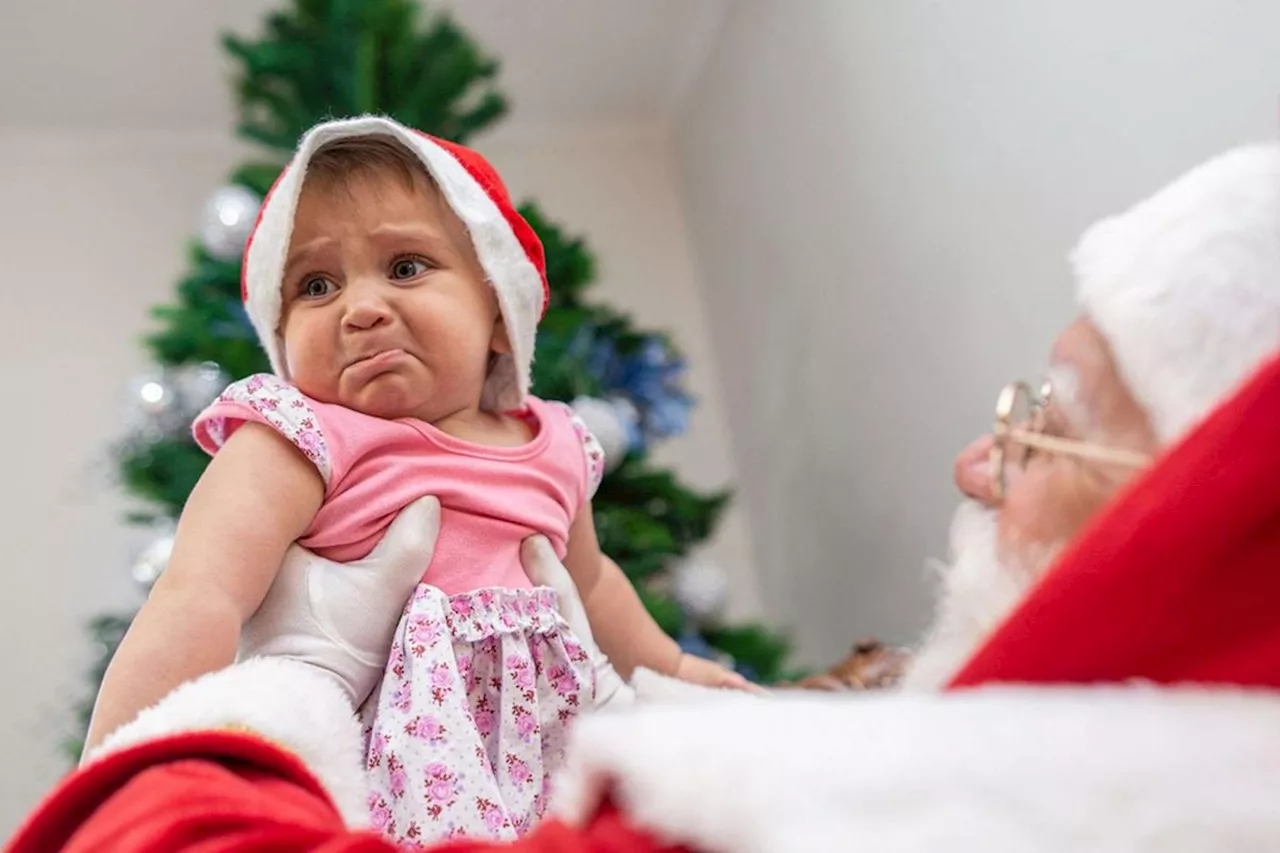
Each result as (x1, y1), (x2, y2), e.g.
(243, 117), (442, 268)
(284, 235), (333, 278)
(369, 223), (452, 252)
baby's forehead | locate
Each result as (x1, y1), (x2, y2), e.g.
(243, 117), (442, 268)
(287, 166), (476, 266)
(292, 167), (451, 231)
(299, 158), (439, 201)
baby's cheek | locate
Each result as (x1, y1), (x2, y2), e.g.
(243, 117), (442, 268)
(283, 324), (325, 373)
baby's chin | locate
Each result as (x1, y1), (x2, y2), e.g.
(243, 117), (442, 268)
(322, 372), (437, 421)
(349, 384), (433, 420)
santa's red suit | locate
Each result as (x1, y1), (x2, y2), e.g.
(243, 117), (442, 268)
(9, 338), (1280, 852)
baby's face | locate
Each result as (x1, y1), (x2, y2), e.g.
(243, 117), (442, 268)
(279, 170), (508, 421)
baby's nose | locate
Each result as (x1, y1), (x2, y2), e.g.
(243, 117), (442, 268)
(954, 434), (998, 506)
(342, 292), (393, 330)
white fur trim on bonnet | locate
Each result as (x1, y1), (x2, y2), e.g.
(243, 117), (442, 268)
(241, 115), (548, 411)
(1073, 143), (1280, 441)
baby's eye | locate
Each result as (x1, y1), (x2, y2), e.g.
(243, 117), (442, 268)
(301, 276), (335, 298)
(391, 257), (430, 280)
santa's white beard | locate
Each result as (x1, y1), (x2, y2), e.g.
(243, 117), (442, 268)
(899, 501), (1054, 692)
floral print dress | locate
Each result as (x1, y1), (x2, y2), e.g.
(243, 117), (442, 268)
(194, 375), (607, 845)
(361, 585), (594, 842)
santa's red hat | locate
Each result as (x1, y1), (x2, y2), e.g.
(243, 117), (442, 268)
(1074, 143), (1280, 442)
(241, 116), (548, 411)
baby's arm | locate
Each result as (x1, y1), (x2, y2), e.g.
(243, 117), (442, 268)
(562, 505), (681, 680)
(563, 505), (754, 690)
(83, 423), (323, 756)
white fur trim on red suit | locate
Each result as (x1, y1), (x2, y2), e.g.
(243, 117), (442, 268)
(1074, 143), (1280, 442)
(84, 657), (370, 828)
(244, 115), (543, 411)
(553, 686), (1280, 852)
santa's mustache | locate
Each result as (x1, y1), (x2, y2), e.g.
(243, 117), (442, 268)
(899, 501), (1044, 691)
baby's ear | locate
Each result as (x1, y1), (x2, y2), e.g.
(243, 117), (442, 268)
(491, 315), (513, 355)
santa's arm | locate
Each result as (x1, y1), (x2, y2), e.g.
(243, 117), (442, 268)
(12, 656), (1279, 852)
(7, 658), (689, 853)
(9, 751), (674, 853)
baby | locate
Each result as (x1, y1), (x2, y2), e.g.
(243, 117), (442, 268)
(85, 115), (746, 843)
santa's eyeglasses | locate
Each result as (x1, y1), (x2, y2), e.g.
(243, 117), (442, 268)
(989, 380), (1152, 502)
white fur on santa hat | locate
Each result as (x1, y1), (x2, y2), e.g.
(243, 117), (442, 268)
(244, 115), (543, 411)
(1074, 143), (1280, 441)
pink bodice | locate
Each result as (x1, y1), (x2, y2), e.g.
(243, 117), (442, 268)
(194, 374), (605, 594)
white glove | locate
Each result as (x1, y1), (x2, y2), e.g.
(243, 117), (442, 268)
(240, 495), (442, 707)
(520, 536), (635, 709)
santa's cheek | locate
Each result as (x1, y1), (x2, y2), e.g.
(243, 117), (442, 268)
(996, 467), (1071, 571)
(998, 461), (1114, 572)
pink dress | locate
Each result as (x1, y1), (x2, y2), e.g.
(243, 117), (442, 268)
(194, 373), (606, 843)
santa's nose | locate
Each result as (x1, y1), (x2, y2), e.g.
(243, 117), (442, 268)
(955, 435), (998, 506)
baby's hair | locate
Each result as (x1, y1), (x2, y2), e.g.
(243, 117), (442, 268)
(304, 134), (436, 196)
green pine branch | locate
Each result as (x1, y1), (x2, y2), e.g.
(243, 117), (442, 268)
(222, 0), (506, 150)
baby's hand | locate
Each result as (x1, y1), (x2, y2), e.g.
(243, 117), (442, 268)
(674, 653), (767, 694)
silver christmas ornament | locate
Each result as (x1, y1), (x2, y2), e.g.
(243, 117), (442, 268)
(200, 185), (260, 261)
(670, 552), (729, 624)
(172, 361), (229, 417)
(571, 396), (634, 473)
(132, 534), (175, 587)
(126, 362), (229, 441)
(127, 370), (184, 439)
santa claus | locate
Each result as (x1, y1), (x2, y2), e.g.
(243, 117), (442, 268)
(10, 142), (1280, 853)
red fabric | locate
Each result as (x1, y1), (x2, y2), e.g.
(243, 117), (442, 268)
(950, 351), (1280, 690)
(429, 803), (687, 853)
(4, 733), (687, 853)
(4, 731), (352, 853)
(239, 165), (288, 303)
(423, 133), (550, 319)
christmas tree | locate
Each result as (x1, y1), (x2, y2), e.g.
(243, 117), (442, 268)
(70, 0), (791, 759)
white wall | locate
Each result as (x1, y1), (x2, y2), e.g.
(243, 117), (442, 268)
(677, 0), (1280, 666)
(480, 124), (762, 620)
(0, 125), (752, 833)
(0, 130), (246, 832)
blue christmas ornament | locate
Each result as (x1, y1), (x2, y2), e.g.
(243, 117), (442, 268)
(646, 394), (693, 440)
(587, 334), (620, 379)
(611, 336), (696, 444)
(576, 328), (697, 452)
